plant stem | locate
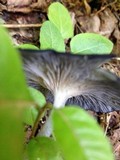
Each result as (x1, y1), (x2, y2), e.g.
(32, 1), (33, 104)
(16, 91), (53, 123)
(30, 103), (52, 139)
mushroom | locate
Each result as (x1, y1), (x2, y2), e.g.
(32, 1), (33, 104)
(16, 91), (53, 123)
(19, 49), (120, 136)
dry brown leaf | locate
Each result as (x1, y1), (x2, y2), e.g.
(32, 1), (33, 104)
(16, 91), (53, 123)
(78, 14), (100, 33)
(7, 0), (32, 7)
(99, 8), (118, 37)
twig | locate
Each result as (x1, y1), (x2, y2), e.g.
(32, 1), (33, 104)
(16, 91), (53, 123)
(104, 113), (111, 136)
(1, 23), (42, 29)
(95, 0), (117, 15)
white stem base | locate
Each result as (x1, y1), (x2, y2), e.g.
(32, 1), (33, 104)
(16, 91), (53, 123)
(38, 116), (52, 137)
(53, 91), (67, 108)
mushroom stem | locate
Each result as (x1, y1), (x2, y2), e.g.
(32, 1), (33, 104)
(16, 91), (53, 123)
(53, 90), (68, 108)
(38, 91), (68, 137)
(38, 116), (52, 137)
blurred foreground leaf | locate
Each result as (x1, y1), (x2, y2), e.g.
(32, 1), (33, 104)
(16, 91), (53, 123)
(0, 107), (24, 160)
(26, 137), (63, 160)
(53, 107), (114, 160)
(0, 27), (31, 100)
(0, 26), (33, 160)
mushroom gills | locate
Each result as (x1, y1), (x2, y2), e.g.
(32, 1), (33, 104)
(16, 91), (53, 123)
(19, 49), (120, 113)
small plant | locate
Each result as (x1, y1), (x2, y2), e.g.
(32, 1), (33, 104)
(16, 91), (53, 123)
(0, 2), (115, 160)
(19, 2), (113, 54)
(40, 2), (113, 54)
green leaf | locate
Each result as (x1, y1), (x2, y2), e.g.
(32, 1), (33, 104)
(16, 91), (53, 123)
(26, 137), (63, 160)
(48, 2), (73, 39)
(23, 106), (38, 126)
(23, 88), (46, 126)
(40, 21), (65, 52)
(0, 26), (31, 100)
(29, 87), (46, 107)
(0, 106), (24, 160)
(70, 33), (113, 54)
(53, 107), (114, 160)
(0, 26), (32, 160)
(18, 44), (39, 50)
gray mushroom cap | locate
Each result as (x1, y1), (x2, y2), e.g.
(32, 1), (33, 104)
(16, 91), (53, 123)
(19, 49), (120, 113)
